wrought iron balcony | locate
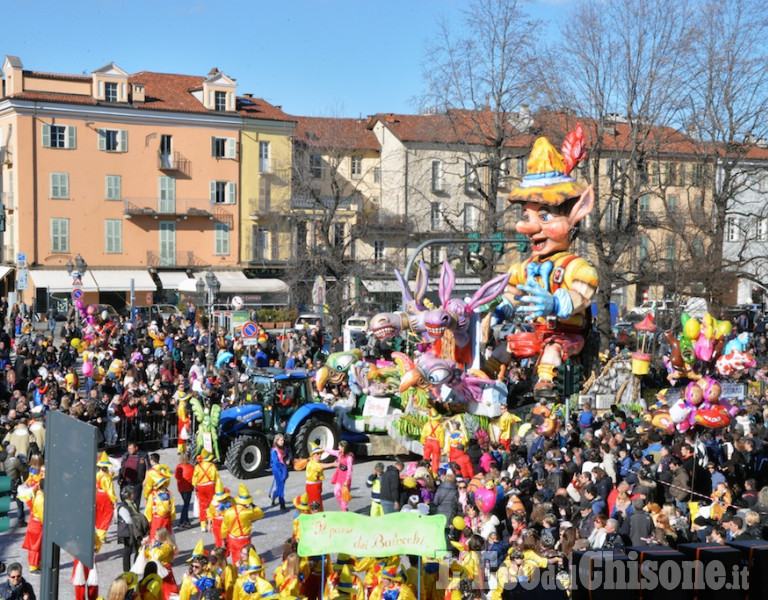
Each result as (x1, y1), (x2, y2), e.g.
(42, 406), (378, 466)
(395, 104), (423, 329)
(291, 194), (358, 211)
(354, 210), (413, 233)
(146, 251), (210, 268)
(157, 151), (191, 176)
(124, 198), (218, 219)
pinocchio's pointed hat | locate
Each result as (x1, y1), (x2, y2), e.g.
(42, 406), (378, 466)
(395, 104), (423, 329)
(234, 483), (253, 505)
(187, 539), (208, 562)
(245, 548), (264, 573)
(213, 479), (230, 503)
(336, 566), (357, 596)
(508, 123), (588, 206)
(97, 451), (112, 469)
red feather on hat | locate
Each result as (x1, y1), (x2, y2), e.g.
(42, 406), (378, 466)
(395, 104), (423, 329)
(561, 123), (587, 175)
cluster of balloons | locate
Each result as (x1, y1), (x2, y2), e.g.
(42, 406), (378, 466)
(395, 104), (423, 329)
(664, 313), (755, 381)
(69, 300), (119, 352)
(649, 376), (739, 433)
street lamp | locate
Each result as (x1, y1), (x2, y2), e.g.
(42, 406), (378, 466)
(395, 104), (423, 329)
(196, 271), (220, 369)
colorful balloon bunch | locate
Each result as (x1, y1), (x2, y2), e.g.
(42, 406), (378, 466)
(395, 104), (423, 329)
(650, 376), (738, 433)
(71, 299), (119, 352)
(664, 313), (753, 382)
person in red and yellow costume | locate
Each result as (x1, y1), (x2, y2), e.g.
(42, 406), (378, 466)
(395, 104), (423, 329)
(209, 546), (237, 600)
(95, 451), (117, 544)
(22, 478), (45, 571)
(178, 540), (222, 600)
(486, 124), (597, 399)
(146, 526), (180, 600)
(233, 549), (277, 600)
(304, 444), (328, 510)
(177, 392), (192, 455)
(207, 480), (231, 548)
(70, 535), (102, 600)
(327, 565), (364, 600)
(221, 484), (264, 564)
(143, 456), (172, 503)
(193, 450), (220, 532)
(420, 410), (444, 474)
(495, 403), (521, 452)
(273, 551), (308, 598)
(291, 493), (310, 541)
(369, 565), (417, 600)
(145, 475), (176, 540)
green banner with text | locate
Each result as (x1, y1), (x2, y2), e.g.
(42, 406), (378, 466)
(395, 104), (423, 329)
(297, 512), (447, 558)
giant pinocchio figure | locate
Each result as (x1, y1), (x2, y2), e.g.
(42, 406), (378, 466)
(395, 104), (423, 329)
(488, 124), (598, 398)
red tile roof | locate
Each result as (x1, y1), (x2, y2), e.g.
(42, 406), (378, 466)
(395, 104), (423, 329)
(23, 70), (92, 82)
(238, 96), (296, 123)
(294, 116), (380, 151)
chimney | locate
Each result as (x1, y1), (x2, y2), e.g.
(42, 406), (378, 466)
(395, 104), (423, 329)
(208, 67), (220, 78)
(131, 82), (145, 104)
(3, 55), (24, 97)
(243, 93), (253, 98)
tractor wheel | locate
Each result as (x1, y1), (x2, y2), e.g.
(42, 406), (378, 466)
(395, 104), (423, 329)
(293, 417), (341, 460)
(224, 436), (269, 479)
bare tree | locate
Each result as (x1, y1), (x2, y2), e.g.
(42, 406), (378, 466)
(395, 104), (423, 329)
(534, 0), (696, 346)
(418, 0), (540, 277)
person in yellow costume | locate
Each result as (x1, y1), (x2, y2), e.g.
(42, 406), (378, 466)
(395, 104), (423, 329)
(420, 410), (445, 474)
(405, 557), (442, 600)
(328, 565), (364, 600)
(207, 480), (231, 548)
(178, 540), (223, 600)
(291, 493), (310, 541)
(357, 556), (400, 598)
(233, 549), (278, 600)
(305, 443), (332, 511)
(140, 569), (165, 600)
(221, 484), (264, 564)
(486, 124), (598, 398)
(22, 479), (45, 571)
(273, 551), (308, 598)
(210, 546), (237, 600)
(145, 476), (176, 541)
(193, 450), (220, 532)
(95, 451), (117, 543)
(369, 565), (417, 600)
(490, 548), (540, 600)
(143, 458), (172, 502)
(496, 404), (521, 452)
(177, 393), (192, 455)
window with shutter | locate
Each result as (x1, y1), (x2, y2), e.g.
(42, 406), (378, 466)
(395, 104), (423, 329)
(42, 123), (51, 147)
(105, 219), (122, 253)
(215, 223), (230, 255)
(259, 141), (270, 173)
(50, 173), (69, 199)
(227, 138), (236, 159)
(106, 175), (122, 201)
(159, 176), (176, 213)
(228, 182), (236, 204)
(51, 218), (70, 253)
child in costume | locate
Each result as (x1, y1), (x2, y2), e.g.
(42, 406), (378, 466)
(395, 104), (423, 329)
(22, 478), (44, 572)
(269, 434), (290, 511)
(95, 451), (117, 544)
(178, 540), (222, 600)
(145, 475), (176, 540)
(232, 549), (277, 600)
(192, 450), (220, 532)
(207, 481), (231, 548)
(220, 484), (264, 564)
(420, 411), (445, 474)
(324, 440), (354, 511)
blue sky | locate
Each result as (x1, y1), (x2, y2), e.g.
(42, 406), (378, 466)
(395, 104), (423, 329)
(2, 0), (567, 118)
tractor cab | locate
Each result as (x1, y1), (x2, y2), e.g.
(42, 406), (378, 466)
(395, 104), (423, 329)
(246, 370), (314, 433)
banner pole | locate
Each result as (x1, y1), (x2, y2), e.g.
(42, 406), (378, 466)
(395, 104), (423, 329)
(418, 556), (422, 600)
(321, 556), (325, 600)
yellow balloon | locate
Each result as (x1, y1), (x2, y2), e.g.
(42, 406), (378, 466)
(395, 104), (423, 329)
(70, 337), (81, 348)
(683, 319), (701, 341)
(452, 516), (466, 530)
(78, 342), (87, 353)
(703, 313), (715, 339)
(715, 320), (732, 339)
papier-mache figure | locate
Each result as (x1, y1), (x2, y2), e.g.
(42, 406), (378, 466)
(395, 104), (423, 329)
(487, 124), (598, 398)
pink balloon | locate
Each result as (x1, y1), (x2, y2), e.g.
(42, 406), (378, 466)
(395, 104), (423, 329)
(475, 487), (496, 515)
(82, 361), (93, 377)
(75, 299), (84, 310)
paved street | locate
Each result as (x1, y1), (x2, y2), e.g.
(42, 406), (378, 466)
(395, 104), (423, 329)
(2, 446), (398, 600)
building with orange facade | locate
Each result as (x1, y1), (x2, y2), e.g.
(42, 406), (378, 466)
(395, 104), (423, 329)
(0, 56), (293, 312)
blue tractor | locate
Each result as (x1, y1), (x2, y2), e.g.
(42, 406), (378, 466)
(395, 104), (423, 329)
(219, 369), (340, 479)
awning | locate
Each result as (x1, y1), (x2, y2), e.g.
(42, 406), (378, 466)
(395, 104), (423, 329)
(362, 279), (402, 294)
(0, 266), (13, 280)
(90, 270), (157, 292)
(30, 270), (99, 293)
(156, 271), (192, 290)
(177, 271), (289, 294)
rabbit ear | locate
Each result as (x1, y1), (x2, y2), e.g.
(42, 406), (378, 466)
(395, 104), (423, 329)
(394, 269), (414, 306)
(467, 273), (511, 312)
(413, 260), (429, 307)
(439, 261), (455, 306)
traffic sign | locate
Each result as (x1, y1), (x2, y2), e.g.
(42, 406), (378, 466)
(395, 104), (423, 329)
(72, 289), (84, 301)
(16, 269), (29, 291)
(241, 321), (258, 338)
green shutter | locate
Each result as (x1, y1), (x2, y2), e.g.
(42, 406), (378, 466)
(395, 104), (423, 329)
(42, 124), (51, 147)
(68, 126), (76, 149)
(228, 182), (236, 204)
(98, 129), (106, 151)
(62, 173), (69, 198)
(210, 181), (216, 203)
(227, 138), (236, 159)
(119, 130), (128, 152)
(211, 137), (217, 157)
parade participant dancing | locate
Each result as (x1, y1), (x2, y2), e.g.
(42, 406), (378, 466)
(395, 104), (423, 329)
(324, 440), (353, 512)
(269, 434), (290, 511)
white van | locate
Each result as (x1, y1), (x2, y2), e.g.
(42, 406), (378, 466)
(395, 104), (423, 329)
(294, 313), (326, 331)
(343, 315), (369, 351)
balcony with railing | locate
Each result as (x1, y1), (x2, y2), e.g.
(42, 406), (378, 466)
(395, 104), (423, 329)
(291, 194), (359, 211)
(146, 251), (210, 268)
(354, 209), (413, 234)
(638, 211), (663, 227)
(124, 198), (219, 219)
(157, 151), (191, 177)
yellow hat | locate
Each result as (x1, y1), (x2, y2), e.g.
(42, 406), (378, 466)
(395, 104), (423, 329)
(429, 409), (441, 420)
(156, 464), (171, 478)
(336, 566), (357, 596)
(140, 574), (163, 598)
(379, 566), (407, 583)
(245, 548), (264, 573)
(293, 493), (309, 511)
(213, 480), (230, 503)
(234, 483), (253, 505)
(153, 475), (170, 490)
(333, 553), (354, 573)
(450, 540), (467, 553)
(97, 451), (112, 469)
(508, 125), (588, 206)
(121, 572), (138, 590)
(310, 443), (323, 456)
(187, 539), (208, 562)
